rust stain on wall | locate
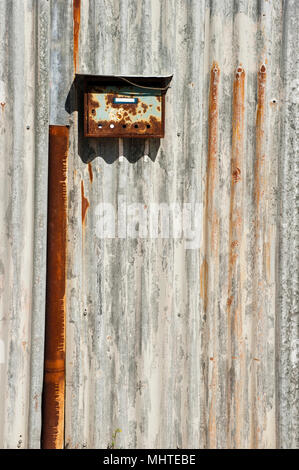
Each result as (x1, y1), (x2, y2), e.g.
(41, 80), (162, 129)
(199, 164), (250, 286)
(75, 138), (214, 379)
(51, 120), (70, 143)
(227, 65), (245, 448)
(255, 64), (267, 208)
(203, 63), (220, 448)
(88, 162), (93, 184)
(81, 180), (90, 225)
(250, 64), (267, 448)
(41, 125), (69, 449)
(73, 0), (81, 73)
(206, 62), (220, 202)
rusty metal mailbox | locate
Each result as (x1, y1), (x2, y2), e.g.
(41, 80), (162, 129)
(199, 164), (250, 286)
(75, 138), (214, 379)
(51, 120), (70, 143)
(82, 75), (172, 138)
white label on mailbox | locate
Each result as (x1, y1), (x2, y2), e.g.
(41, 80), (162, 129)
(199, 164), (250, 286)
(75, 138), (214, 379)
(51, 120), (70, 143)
(113, 97), (138, 104)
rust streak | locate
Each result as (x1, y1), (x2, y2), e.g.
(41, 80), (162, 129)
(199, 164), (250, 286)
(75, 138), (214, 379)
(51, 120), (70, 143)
(81, 180), (90, 225)
(73, 0), (81, 73)
(250, 64), (267, 449)
(42, 126), (69, 449)
(255, 64), (266, 208)
(202, 63), (220, 449)
(206, 62), (220, 202)
(227, 65), (245, 448)
(88, 162), (93, 183)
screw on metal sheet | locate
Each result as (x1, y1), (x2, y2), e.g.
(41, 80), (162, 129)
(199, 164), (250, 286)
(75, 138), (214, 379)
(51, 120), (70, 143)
(26, 125), (30, 130)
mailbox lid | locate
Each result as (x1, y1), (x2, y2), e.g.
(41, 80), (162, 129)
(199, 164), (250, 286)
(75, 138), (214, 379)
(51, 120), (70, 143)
(84, 85), (164, 138)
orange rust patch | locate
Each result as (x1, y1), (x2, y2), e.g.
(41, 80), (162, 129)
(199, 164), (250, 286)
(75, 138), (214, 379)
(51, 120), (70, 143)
(232, 167), (241, 182)
(141, 102), (148, 113)
(73, 0), (81, 73)
(88, 162), (93, 183)
(81, 180), (90, 224)
(0, 102), (5, 111)
(42, 125), (69, 449)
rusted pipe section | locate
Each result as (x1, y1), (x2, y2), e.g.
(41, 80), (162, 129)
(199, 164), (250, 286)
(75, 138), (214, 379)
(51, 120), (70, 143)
(41, 126), (69, 449)
(227, 66), (245, 448)
(73, 0), (81, 74)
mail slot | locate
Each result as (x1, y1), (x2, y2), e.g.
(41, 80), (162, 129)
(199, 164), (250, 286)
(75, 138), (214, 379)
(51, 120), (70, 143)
(82, 75), (172, 138)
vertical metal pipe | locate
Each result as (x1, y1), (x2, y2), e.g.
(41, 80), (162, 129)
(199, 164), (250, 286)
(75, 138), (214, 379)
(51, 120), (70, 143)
(41, 125), (69, 449)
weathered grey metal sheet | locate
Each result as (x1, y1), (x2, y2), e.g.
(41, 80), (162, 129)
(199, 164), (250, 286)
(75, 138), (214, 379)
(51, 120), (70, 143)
(0, 0), (50, 448)
(0, 0), (297, 449)
(60, 0), (298, 449)
(277, 0), (298, 449)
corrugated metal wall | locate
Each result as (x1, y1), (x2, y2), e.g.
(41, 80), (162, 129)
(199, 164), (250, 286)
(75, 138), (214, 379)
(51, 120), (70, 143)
(0, 0), (50, 448)
(0, 0), (298, 449)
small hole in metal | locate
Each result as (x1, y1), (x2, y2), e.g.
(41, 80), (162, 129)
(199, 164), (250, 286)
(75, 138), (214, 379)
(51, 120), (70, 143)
(92, 109), (96, 115)
(110, 123), (115, 128)
(122, 124), (127, 128)
(146, 124), (151, 129)
(134, 124), (139, 128)
(98, 124), (103, 129)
